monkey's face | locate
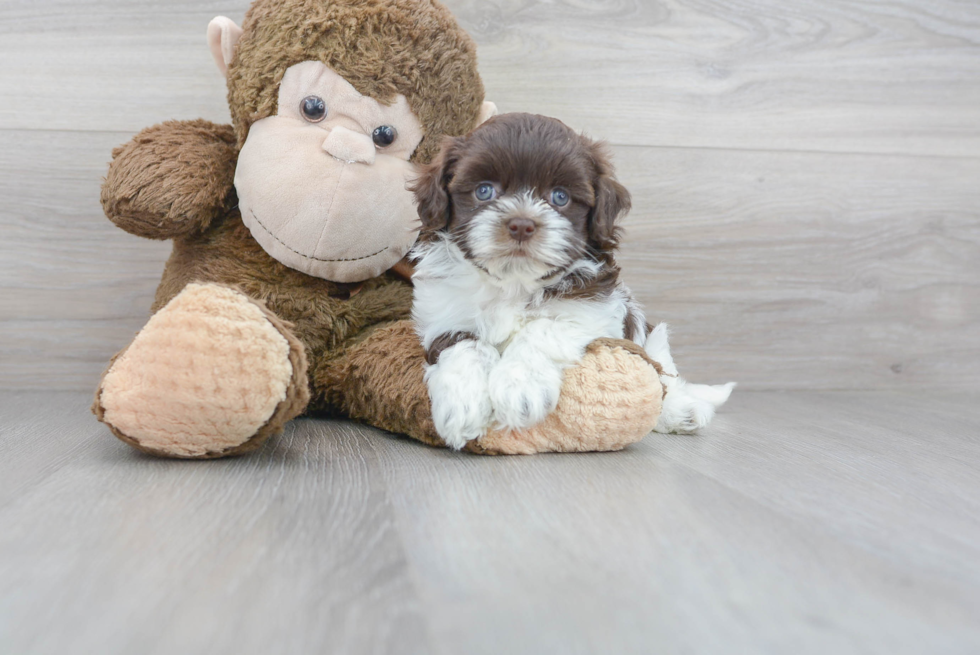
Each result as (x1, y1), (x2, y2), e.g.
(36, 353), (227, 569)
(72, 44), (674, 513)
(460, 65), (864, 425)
(235, 61), (424, 282)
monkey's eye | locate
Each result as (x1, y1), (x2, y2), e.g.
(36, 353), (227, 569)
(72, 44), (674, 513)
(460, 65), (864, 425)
(475, 183), (496, 202)
(372, 125), (397, 147)
(300, 96), (327, 122)
(551, 188), (570, 207)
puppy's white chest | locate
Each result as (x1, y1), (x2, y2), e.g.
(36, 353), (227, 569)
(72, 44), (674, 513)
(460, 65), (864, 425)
(478, 296), (537, 349)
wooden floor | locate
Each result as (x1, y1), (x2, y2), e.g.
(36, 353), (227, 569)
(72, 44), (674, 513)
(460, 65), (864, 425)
(1, 390), (979, 654)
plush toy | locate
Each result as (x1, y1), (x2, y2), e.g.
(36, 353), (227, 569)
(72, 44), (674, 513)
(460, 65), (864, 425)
(92, 0), (666, 458)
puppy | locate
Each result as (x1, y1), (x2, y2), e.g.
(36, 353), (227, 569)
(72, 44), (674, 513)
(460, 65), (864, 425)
(410, 113), (733, 449)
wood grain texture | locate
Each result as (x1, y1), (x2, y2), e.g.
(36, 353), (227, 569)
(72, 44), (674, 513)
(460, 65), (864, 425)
(0, 129), (171, 389)
(3, 0), (980, 156)
(613, 145), (980, 389)
(1, 0), (979, 390)
(371, 390), (980, 654)
(3, 129), (977, 390)
(2, 390), (979, 654)
(459, 0), (980, 157)
(0, 392), (431, 655)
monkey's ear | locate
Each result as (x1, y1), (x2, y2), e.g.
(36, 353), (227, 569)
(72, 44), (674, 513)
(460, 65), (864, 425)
(587, 143), (631, 251)
(411, 137), (461, 233)
(477, 101), (498, 126)
(207, 17), (244, 78)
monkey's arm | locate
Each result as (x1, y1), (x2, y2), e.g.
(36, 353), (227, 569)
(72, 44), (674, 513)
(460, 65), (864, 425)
(319, 320), (664, 454)
(101, 119), (238, 239)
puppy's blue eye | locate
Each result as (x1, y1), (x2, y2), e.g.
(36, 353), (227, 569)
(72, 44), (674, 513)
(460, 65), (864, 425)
(300, 96), (327, 122)
(551, 188), (570, 207)
(475, 183), (496, 202)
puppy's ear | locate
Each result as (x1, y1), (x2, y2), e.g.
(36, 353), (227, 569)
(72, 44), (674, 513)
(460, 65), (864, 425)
(411, 137), (461, 233)
(587, 142), (631, 251)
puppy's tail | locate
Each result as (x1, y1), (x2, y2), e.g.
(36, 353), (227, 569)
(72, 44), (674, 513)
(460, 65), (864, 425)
(643, 321), (736, 410)
(685, 381), (736, 408)
(643, 322), (678, 376)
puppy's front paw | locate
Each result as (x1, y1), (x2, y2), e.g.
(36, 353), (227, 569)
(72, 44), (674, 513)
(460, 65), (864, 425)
(489, 359), (563, 430)
(425, 343), (495, 450)
(430, 388), (492, 450)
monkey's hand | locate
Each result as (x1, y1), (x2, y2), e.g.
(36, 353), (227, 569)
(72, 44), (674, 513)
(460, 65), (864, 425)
(101, 119), (238, 239)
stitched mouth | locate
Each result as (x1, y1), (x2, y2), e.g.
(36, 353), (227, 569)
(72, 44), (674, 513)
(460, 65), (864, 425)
(249, 209), (390, 263)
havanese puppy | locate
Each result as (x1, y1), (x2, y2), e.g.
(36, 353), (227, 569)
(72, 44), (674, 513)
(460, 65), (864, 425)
(410, 112), (734, 449)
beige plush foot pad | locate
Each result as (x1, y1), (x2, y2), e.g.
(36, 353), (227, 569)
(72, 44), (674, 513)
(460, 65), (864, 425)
(471, 339), (664, 455)
(94, 283), (309, 458)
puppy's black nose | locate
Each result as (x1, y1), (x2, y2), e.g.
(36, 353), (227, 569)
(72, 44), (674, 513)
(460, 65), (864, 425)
(506, 217), (536, 242)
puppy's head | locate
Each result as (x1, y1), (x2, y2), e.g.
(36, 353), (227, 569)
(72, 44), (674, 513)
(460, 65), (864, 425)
(411, 112), (631, 284)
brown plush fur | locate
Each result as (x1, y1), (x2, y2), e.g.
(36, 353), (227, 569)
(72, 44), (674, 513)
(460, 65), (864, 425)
(227, 0), (486, 163)
(101, 117), (417, 405)
(102, 120), (238, 239)
(153, 207), (415, 398)
(97, 0), (482, 456)
(98, 114), (424, 451)
(95, 0), (664, 457)
(327, 320), (444, 447)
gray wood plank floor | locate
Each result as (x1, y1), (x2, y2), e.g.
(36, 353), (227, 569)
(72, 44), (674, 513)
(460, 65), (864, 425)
(1, 390), (978, 654)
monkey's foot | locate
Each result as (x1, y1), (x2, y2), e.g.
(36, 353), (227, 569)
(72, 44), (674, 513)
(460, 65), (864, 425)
(468, 339), (664, 455)
(93, 283), (309, 458)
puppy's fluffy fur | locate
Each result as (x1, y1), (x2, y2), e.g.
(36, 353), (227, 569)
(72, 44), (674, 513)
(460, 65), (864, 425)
(410, 113), (733, 449)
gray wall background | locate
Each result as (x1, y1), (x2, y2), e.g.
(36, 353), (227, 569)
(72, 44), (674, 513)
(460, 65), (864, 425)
(1, 0), (978, 391)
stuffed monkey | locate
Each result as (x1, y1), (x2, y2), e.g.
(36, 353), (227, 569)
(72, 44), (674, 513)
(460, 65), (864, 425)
(93, 0), (664, 458)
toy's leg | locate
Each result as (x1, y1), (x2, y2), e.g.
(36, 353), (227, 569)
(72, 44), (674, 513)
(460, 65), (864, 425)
(311, 320), (443, 448)
(314, 320), (664, 454)
(93, 283), (309, 458)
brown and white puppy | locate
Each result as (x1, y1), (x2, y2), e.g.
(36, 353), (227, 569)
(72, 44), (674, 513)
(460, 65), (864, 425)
(410, 113), (733, 449)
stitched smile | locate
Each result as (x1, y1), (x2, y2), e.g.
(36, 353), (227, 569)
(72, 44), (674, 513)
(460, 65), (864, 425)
(249, 209), (390, 262)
